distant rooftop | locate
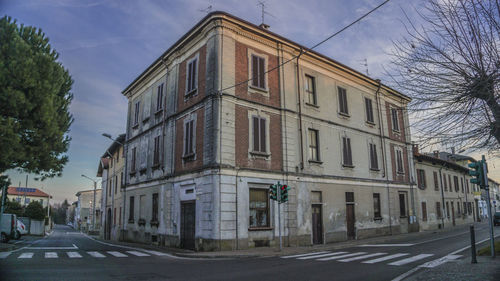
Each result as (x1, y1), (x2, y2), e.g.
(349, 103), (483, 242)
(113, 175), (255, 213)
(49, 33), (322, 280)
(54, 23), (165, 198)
(6, 187), (51, 198)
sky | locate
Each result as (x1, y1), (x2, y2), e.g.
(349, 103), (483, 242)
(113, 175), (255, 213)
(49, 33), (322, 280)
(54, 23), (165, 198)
(2, 0), (499, 204)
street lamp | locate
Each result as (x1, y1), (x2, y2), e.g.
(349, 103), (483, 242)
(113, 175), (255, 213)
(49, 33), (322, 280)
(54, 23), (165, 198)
(81, 174), (97, 232)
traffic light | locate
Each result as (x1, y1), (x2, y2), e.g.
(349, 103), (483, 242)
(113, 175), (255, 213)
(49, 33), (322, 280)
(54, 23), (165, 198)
(280, 185), (290, 202)
(468, 161), (485, 188)
(269, 184), (277, 201)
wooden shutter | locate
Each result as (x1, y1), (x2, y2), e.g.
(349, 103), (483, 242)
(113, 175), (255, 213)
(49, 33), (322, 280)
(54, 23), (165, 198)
(343, 137), (352, 166)
(253, 117), (259, 151)
(370, 143), (378, 169)
(192, 59), (197, 91)
(252, 55), (258, 87)
(187, 62), (193, 92)
(422, 202), (427, 221)
(365, 98), (373, 122)
(433, 171), (439, 190)
(347, 138), (352, 165)
(258, 57), (265, 88)
(189, 120), (194, 154)
(260, 118), (266, 152)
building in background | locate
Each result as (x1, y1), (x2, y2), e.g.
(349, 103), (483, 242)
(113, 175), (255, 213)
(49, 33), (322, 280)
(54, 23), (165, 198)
(120, 11), (415, 251)
(97, 134), (125, 241)
(6, 187), (51, 208)
(75, 189), (102, 232)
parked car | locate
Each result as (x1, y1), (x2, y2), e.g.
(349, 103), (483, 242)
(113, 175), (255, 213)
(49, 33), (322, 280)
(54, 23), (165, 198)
(494, 212), (500, 226)
(15, 219), (28, 239)
(1, 213), (18, 243)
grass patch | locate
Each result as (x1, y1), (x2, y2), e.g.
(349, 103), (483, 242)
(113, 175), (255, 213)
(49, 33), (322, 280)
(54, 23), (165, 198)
(477, 240), (500, 256)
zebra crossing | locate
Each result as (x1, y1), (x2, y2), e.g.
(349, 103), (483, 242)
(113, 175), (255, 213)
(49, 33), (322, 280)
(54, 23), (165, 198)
(0, 249), (169, 260)
(281, 251), (461, 268)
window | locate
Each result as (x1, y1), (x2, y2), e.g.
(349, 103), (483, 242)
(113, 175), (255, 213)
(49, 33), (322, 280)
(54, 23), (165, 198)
(365, 98), (374, 123)
(448, 175), (452, 192)
(251, 54), (266, 89)
(134, 101), (140, 126)
(305, 75), (316, 105)
(308, 129), (320, 162)
(252, 116), (267, 153)
(421, 202), (427, 221)
(396, 148), (404, 174)
(342, 136), (353, 167)
(436, 202), (442, 219)
(454, 176), (459, 192)
(120, 172), (124, 189)
(369, 143), (378, 170)
(417, 169), (426, 189)
(119, 207), (122, 226)
(443, 174), (447, 191)
(153, 136), (161, 165)
(457, 202), (461, 215)
(468, 202), (472, 215)
(463, 202), (467, 215)
(156, 83), (163, 111)
(114, 175), (117, 194)
(184, 120), (195, 156)
(186, 58), (198, 94)
(152, 193), (159, 222)
(139, 195), (146, 220)
(113, 208), (116, 226)
(446, 202), (450, 218)
(399, 192), (407, 217)
(433, 171), (439, 191)
(346, 192), (354, 203)
(391, 108), (399, 131)
(373, 193), (381, 219)
(461, 178), (464, 193)
(249, 189), (269, 228)
(338, 86), (349, 115)
(129, 196), (134, 222)
(131, 147), (137, 173)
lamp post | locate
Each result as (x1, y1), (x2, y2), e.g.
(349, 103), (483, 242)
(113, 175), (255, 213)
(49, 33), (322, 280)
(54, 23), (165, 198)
(102, 133), (127, 240)
(81, 174), (97, 232)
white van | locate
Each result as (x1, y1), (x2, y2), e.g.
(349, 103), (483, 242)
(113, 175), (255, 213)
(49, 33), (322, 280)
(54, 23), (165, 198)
(1, 213), (17, 242)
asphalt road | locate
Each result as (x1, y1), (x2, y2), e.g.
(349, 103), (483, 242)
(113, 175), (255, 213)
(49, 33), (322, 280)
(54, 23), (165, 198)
(0, 223), (498, 281)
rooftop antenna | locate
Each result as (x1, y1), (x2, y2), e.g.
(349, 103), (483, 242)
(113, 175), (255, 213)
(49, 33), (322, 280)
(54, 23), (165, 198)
(198, 5), (212, 14)
(257, 1), (275, 28)
(360, 58), (369, 76)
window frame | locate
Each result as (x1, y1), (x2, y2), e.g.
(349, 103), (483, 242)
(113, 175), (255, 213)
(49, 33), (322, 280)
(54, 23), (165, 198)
(391, 107), (400, 132)
(152, 193), (159, 222)
(133, 101), (140, 127)
(369, 143), (379, 171)
(337, 86), (349, 116)
(436, 202), (442, 219)
(251, 116), (267, 154)
(185, 55), (198, 96)
(308, 129), (320, 162)
(131, 147), (137, 173)
(249, 188), (270, 229)
(421, 201), (427, 221)
(395, 147), (404, 174)
(399, 192), (408, 218)
(249, 53), (267, 91)
(305, 74), (317, 106)
(128, 196), (135, 223)
(153, 135), (161, 166)
(365, 97), (375, 124)
(183, 117), (196, 160)
(156, 83), (164, 112)
(433, 171), (439, 191)
(342, 136), (353, 167)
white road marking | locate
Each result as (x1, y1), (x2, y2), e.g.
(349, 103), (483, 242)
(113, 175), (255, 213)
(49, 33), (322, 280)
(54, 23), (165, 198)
(107, 251), (128, 257)
(419, 254), (462, 268)
(317, 252), (367, 261)
(281, 251), (331, 259)
(388, 254), (434, 266)
(26, 245), (78, 250)
(297, 252), (347, 260)
(359, 244), (414, 247)
(362, 253), (410, 264)
(67, 252), (82, 258)
(142, 250), (169, 256)
(0, 252), (12, 259)
(45, 252), (58, 258)
(87, 251), (106, 258)
(338, 252), (387, 262)
(14, 240), (24, 244)
(18, 252), (34, 259)
(126, 251), (150, 257)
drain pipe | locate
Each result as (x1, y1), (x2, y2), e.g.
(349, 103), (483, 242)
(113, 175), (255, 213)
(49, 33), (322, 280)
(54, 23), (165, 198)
(374, 80), (392, 235)
(295, 48), (305, 170)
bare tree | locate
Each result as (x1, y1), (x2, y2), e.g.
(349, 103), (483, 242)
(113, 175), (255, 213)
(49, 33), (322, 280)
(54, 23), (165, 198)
(389, 0), (500, 152)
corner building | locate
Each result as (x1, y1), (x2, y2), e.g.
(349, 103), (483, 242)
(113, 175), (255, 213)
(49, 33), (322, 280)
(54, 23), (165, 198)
(121, 12), (415, 251)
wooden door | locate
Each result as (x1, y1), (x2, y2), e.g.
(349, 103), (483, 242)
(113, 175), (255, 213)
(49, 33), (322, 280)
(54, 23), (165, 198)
(346, 204), (355, 239)
(312, 205), (323, 244)
(451, 202), (456, 226)
(106, 208), (111, 240)
(181, 201), (196, 250)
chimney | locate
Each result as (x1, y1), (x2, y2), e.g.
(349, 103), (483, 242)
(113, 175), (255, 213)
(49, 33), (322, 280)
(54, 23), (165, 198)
(412, 144), (419, 155)
(259, 23), (270, 30)
(433, 150), (440, 158)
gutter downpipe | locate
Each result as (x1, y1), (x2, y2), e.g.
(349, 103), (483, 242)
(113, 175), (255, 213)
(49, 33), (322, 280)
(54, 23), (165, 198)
(295, 48), (305, 170)
(374, 80), (392, 235)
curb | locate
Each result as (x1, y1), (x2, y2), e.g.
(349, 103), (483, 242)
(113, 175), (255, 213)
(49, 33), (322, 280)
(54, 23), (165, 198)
(0, 244), (15, 252)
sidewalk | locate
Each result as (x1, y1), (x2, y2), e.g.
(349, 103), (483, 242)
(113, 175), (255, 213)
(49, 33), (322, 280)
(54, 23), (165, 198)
(93, 222), (484, 259)
(406, 256), (500, 281)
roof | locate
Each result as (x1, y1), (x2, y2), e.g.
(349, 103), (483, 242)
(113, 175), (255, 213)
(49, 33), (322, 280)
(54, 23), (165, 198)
(97, 157), (110, 177)
(424, 151), (477, 163)
(122, 11), (410, 102)
(414, 153), (469, 173)
(101, 133), (125, 158)
(6, 187), (51, 198)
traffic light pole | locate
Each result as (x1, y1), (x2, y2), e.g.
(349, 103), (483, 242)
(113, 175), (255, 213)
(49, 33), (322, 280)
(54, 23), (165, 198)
(278, 184), (282, 251)
(482, 155), (495, 258)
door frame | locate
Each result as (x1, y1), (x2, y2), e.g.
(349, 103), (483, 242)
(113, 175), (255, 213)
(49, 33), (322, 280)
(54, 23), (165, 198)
(106, 208), (111, 240)
(180, 200), (196, 250)
(311, 204), (323, 244)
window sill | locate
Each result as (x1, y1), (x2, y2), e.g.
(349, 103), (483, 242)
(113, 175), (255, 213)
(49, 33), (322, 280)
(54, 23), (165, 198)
(249, 85), (269, 94)
(152, 163), (161, 170)
(250, 151), (271, 158)
(397, 171), (405, 175)
(142, 116), (150, 123)
(338, 112), (350, 118)
(128, 219), (134, 224)
(392, 129), (401, 134)
(138, 219), (146, 226)
(305, 102), (319, 108)
(139, 168), (147, 175)
(185, 88), (198, 99)
(183, 153), (195, 161)
(374, 217), (383, 221)
(342, 164), (355, 168)
(248, 227), (272, 231)
(369, 168), (380, 172)
(366, 121), (376, 126)
(154, 109), (163, 116)
(129, 171), (137, 177)
(308, 160), (323, 165)
(132, 124), (139, 129)
(150, 220), (159, 227)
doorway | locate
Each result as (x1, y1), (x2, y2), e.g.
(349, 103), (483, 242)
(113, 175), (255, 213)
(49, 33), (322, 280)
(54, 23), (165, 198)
(180, 201), (196, 250)
(106, 208), (111, 240)
(312, 204), (323, 244)
(451, 202), (456, 226)
(346, 192), (355, 239)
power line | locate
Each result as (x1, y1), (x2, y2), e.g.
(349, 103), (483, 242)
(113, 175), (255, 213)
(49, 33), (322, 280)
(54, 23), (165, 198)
(219, 0), (391, 93)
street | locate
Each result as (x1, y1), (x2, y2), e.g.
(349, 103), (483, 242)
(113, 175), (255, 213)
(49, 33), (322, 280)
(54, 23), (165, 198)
(0, 223), (498, 280)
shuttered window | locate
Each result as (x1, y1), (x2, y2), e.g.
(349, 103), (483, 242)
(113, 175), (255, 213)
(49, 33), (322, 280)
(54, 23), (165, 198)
(152, 193), (159, 222)
(131, 147), (137, 173)
(369, 143), (378, 170)
(454, 176), (459, 192)
(338, 87), (349, 115)
(396, 149), (404, 174)
(252, 116), (267, 153)
(156, 83), (163, 111)
(448, 175), (452, 192)
(153, 136), (161, 165)
(443, 174), (448, 191)
(305, 75), (317, 105)
(251, 55), (266, 89)
(134, 101), (140, 125)
(365, 97), (374, 123)
(129, 196), (135, 222)
(421, 202), (427, 221)
(186, 58), (198, 94)
(342, 137), (353, 166)
(417, 169), (426, 189)
(433, 171), (439, 191)
(391, 108), (399, 131)
(184, 120), (194, 156)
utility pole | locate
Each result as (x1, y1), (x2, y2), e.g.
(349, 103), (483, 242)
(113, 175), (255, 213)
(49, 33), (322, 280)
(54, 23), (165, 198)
(482, 155), (495, 258)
